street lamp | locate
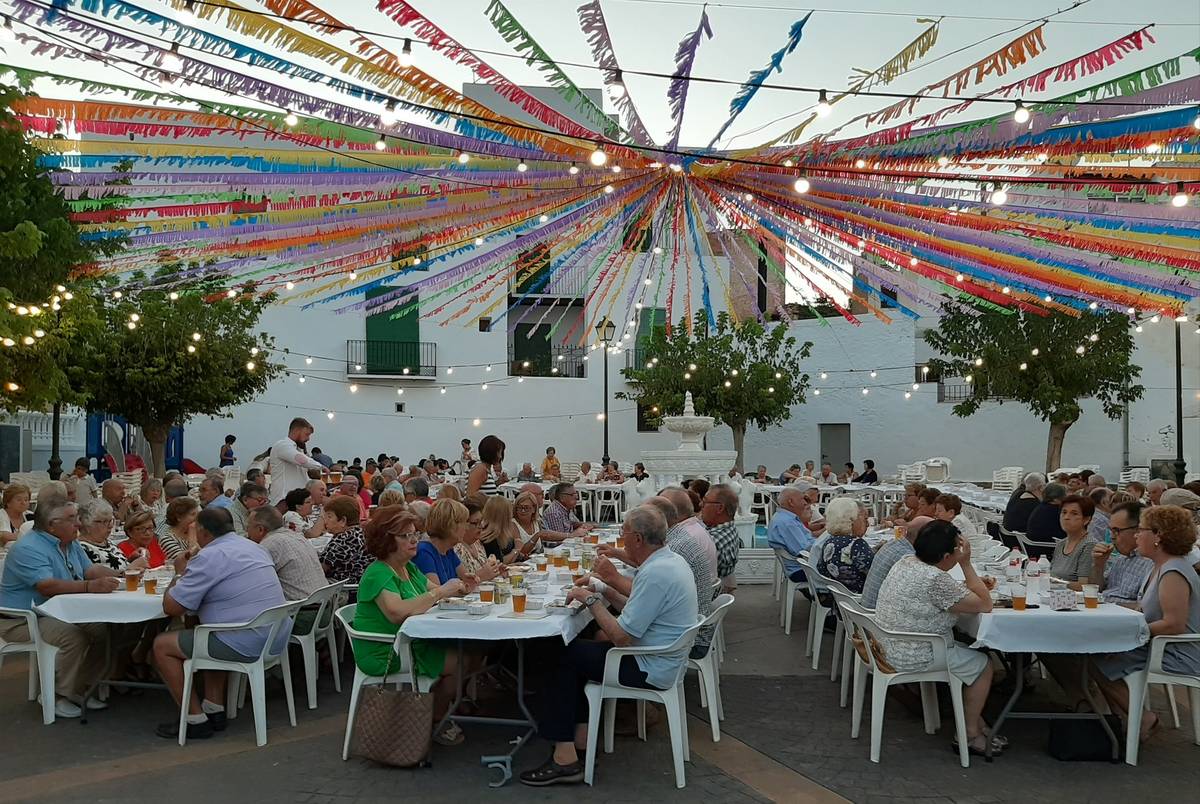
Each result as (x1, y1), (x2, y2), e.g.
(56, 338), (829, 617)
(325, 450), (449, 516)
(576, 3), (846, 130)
(596, 319), (616, 466)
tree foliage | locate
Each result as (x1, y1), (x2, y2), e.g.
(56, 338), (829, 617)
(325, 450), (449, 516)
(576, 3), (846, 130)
(923, 304), (1143, 470)
(83, 271), (282, 476)
(618, 310), (812, 469)
(0, 86), (124, 413)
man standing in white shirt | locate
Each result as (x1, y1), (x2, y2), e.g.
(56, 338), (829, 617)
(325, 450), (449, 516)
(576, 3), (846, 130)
(268, 418), (325, 506)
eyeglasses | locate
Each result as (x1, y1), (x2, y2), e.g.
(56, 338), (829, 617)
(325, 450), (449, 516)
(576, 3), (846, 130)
(1111, 525), (1138, 535)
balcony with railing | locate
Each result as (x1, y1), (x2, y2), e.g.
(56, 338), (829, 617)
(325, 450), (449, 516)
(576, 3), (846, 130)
(507, 242), (586, 301)
(507, 343), (588, 378)
(346, 340), (437, 379)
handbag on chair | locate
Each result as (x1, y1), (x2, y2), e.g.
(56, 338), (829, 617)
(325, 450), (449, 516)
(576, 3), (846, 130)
(350, 649), (434, 767)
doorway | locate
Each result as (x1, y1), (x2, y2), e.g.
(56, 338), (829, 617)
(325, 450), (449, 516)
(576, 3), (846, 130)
(819, 424), (851, 472)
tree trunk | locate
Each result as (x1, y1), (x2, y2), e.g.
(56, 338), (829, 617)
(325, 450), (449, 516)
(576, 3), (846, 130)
(730, 421), (746, 474)
(1045, 419), (1075, 473)
(143, 423), (171, 479)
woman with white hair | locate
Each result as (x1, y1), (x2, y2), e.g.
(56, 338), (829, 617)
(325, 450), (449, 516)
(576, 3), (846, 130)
(1003, 472), (1045, 532)
(814, 497), (872, 593)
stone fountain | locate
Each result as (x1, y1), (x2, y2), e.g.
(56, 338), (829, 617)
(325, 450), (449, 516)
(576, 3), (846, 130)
(638, 391), (759, 555)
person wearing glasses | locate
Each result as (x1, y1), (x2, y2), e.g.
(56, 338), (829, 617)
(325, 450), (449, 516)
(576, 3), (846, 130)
(1089, 501), (1154, 605)
(542, 483), (595, 537)
(0, 500), (123, 719)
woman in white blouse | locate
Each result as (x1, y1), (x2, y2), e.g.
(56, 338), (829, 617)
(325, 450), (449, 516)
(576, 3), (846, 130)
(0, 483), (33, 546)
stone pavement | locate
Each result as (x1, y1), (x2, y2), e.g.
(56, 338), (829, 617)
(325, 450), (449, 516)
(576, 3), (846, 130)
(0, 586), (1196, 803)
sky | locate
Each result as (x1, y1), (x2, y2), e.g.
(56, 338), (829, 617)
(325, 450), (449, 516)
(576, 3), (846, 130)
(1, 0), (1198, 150)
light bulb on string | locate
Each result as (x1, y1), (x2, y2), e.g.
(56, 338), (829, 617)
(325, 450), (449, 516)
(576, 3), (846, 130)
(912, 383), (920, 390)
(1151, 315), (1161, 323)
(160, 43), (184, 73)
(820, 372), (828, 380)
(990, 186), (1008, 206)
(178, 1), (196, 23)
(869, 370), (877, 378)
(589, 144), (608, 167)
(813, 389), (820, 396)
(398, 38), (413, 68)
(1013, 100), (1030, 124)
(854, 158), (866, 169)
(304, 356), (313, 364)
(937, 156), (949, 167)
(285, 281), (295, 291)
(1019, 362), (1027, 371)
(539, 214), (549, 223)
(187, 344), (196, 354)
(283, 109), (299, 127)
(516, 160), (528, 172)
(474, 237), (484, 246)
(861, 388), (869, 395)
(783, 159), (794, 168)
(793, 175), (810, 194)
(904, 392), (911, 399)
(606, 69), (626, 100)
(326, 411), (335, 420)
(349, 384), (358, 393)
(814, 89), (831, 118)
(653, 246), (662, 255)
(1171, 183), (1190, 207)
(378, 101), (397, 127)
(568, 162), (579, 175)
(457, 151), (470, 164)
(604, 185), (614, 194)
(374, 135), (387, 151)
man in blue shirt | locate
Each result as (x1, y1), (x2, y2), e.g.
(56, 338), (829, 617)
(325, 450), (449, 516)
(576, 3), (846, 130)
(0, 499), (126, 719)
(768, 486), (816, 581)
(198, 478), (232, 510)
(520, 505), (698, 787)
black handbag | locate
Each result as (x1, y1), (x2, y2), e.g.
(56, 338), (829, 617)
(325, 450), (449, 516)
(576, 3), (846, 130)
(1046, 716), (1124, 762)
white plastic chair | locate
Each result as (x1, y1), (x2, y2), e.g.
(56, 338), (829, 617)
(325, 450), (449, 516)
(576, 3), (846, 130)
(0, 607), (59, 725)
(289, 580), (346, 710)
(773, 548), (804, 634)
(688, 594), (735, 742)
(594, 487), (622, 523)
(177, 601), (300, 747)
(825, 586), (869, 709)
(575, 488), (594, 521)
(840, 601), (971, 768)
(333, 604), (436, 761)
(1119, 467), (1150, 486)
(560, 462), (581, 483)
(796, 556), (833, 670)
(991, 467), (1024, 494)
(750, 489), (773, 526)
(1122, 633), (1200, 766)
(584, 620), (704, 788)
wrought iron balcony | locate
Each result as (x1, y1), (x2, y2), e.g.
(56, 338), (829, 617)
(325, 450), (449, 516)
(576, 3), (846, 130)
(346, 340), (436, 379)
(507, 343), (588, 378)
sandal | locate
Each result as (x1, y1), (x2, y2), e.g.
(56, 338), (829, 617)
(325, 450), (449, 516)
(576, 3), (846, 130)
(519, 753), (584, 787)
(432, 721), (466, 747)
(952, 735), (1006, 757)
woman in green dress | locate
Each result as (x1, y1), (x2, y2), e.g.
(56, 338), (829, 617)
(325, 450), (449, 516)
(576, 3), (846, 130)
(353, 506), (469, 746)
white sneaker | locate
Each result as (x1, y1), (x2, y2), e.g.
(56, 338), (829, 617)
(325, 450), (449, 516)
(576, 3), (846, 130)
(83, 697), (108, 711)
(44, 697), (82, 719)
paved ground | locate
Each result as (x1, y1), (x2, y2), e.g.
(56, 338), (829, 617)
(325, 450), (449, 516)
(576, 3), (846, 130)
(0, 586), (1196, 803)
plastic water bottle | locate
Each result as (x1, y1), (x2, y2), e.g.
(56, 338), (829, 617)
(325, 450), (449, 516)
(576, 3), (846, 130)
(1024, 562), (1041, 605)
(1036, 555), (1052, 596)
(1005, 557), (1021, 594)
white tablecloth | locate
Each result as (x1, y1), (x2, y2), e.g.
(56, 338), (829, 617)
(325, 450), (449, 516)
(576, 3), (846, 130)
(959, 603), (1149, 655)
(35, 591), (168, 624)
(400, 570), (593, 644)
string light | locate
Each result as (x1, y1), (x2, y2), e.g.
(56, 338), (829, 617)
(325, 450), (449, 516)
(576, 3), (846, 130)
(284, 110), (298, 127)
(937, 156), (949, 167)
(912, 383), (920, 390)
(1, 338), (13, 347)
(669, 163), (683, 173)
(653, 246), (663, 255)
(246, 360), (256, 370)
(743, 192), (753, 201)
(481, 383), (488, 390)
(285, 281), (295, 290)
(955, 273), (964, 282)
(398, 38), (413, 68)
(348, 271), (358, 280)
(1088, 302), (1098, 310)
(1031, 348), (1039, 356)
(1013, 100), (1030, 123)
(4, 382), (18, 391)
(326, 411), (335, 420)
(904, 392), (911, 399)
(965, 374), (973, 384)
(304, 356), (313, 364)
(21, 336), (33, 345)
(374, 135), (387, 151)
(1151, 315), (1161, 323)
(1171, 183), (1190, 207)
(379, 101), (398, 127)
(589, 144), (608, 167)
(861, 387), (869, 395)
(440, 387), (447, 394)
(606, 69), (626, 100)
(517, 160), (528, 172)
(349, 383), (358, 393)
(854, 158), (866, 169)
(160, 43), (184, 73)
(178, 1), (196, 23)
(814, 89), (831, 117)
(989, 187), (1008, 206)
(783, 159), (794, 168)
(793, 175), (811, 194)
(168, 291), (179, 301)
(1075, 345), (1086, 354)
(1019, 362), (1027, 370)
(813, 389), (820, 396)
(869, 370), (877, 378)
(820, 371), (828, 380)
(568, 162), (580, 175)
(472, 418), (481, 427)
(474, 237), (484, 246)
(457, 151), (470, 164)
(604, 184), (614, 194)
(296, 372), (303, 380)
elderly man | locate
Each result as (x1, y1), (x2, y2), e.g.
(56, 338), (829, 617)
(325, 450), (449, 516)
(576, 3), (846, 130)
(543, 483), (593, 536)
(1087, 473), (1107, 489)
(229, 482), (268, 536)
(1147, 478), (1172, 506)
(268, 417), (326, 506)
(701, 484), (741, 591)
(101, 478), (139, 523)
(381, 467), (402, 492)
(517, 462), (537, 482)
(1003, 472), (1045, 532)
(152, 508), (289, 740)
(70, 458), (98, 500)
(403, 477), (433, 505)
(198, 477), (231, 510)
(0, 500), (129, 718)
(245, 468), (265, 486)
(1090, 501), (1153, 604)
(336, 475), (369, 521)
(520, 505), (698, 787)
(767, 486), (815, 583)
(816, 462), (838, 485)
(860, 515), (934, 609)
(246, 507), (327, 640)
(578, 461), (595, 483)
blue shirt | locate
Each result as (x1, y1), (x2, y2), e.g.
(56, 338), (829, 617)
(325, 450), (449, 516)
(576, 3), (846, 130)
(206, 495), (232, 510)
(414, 540), (461, 584)
(618, 548), (699, 688)
(169, 533), (288, 655)
(0, 530), (93, 610)
(767, 509), (814, 576)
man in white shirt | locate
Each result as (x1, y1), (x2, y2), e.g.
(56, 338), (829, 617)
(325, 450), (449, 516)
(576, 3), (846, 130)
(268, 417), (325, 506)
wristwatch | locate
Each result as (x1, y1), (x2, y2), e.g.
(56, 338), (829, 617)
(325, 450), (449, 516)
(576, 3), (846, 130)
(583, 593), (603, 608)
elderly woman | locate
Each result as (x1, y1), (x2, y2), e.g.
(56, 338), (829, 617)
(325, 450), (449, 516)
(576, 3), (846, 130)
(481, 495), (529, 563)
(0, 482), (32, 545)
(512, 490), (543, 543)
(159, 496), (201, 561)
(119, 510), (167, 568)
(368, 473), (387, 506)
(1050, 495), (1097, 584)
(814, 498), (873, 593)
(437, 484), (462, 502)
(320, 495), (371, 585)
(378, 489), (407, 508)
(541, 447), (561, 482)
(453, 494), (491, 575)
(1092, 506), (1200, 740)
(598, 461), (624, 483)
(417, 499), (498, 586)
(352, 506), (469, 746)
(1025, 482), (1068, 554)
(1004, 472), (1046, 533)
(282, 487), (325, 539)
(138, 478), (165, 516)
(77, 500), (136, 571)
(874, 520), (1000, 755)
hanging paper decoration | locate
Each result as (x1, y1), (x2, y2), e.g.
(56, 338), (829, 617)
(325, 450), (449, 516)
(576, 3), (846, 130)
(576, 0), (655, 147)
(664, 6), (713, 151)
(707, 12), (813, 148)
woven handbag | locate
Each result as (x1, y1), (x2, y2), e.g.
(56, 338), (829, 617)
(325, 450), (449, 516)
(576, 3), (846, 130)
(350, 648), (434, 768)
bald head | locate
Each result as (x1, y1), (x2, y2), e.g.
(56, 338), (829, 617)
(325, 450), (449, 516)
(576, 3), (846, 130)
(658, 487), (694, 525)
(646, 496), (681, 527)
(906, 515), (934, 542)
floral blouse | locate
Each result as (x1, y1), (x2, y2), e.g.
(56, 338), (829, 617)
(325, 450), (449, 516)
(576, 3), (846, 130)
(454, 540), (490, 575)
(79, 538), (129, 572)
(321, 525), (371, 585)
(873, 556), (970, 672)
(815, 535), (874, 594)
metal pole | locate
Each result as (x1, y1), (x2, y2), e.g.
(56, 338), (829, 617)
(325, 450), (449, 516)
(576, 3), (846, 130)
(1173, 320), (1187, 487)
(48, 401), (63, 480)
(601, 345), (610, 466)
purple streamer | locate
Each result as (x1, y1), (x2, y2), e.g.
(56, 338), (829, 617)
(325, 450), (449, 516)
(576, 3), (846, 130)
(665, 8), (712, 152)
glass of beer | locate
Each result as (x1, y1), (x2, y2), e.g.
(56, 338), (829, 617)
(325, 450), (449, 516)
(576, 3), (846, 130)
(511, 587), (527, 614)
(509, 571), (524, 588)
(533, 554), (548, 569)
(568, 556), (581, 572)
(144, 577), (157, 595)
(330, 470), (342, 484)
(552, 550), (567, 568)
(479, 583), (494, 603)
(1082, 584), (1100, 609)
(894, 526), (905, 539)
(587, 532), (598, 545)
(615, 534), (625, 550)
(124, 569), (140, 592)
(581, 550), (594, 571)
(1011, 583), (1027, 611)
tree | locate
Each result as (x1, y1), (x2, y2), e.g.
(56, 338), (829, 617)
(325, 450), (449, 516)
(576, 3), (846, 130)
(618, 310), (812, 471)
(0, 86), (122, 414)
(923, 304), (1143, 472)
(82, 271), (282, 477)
